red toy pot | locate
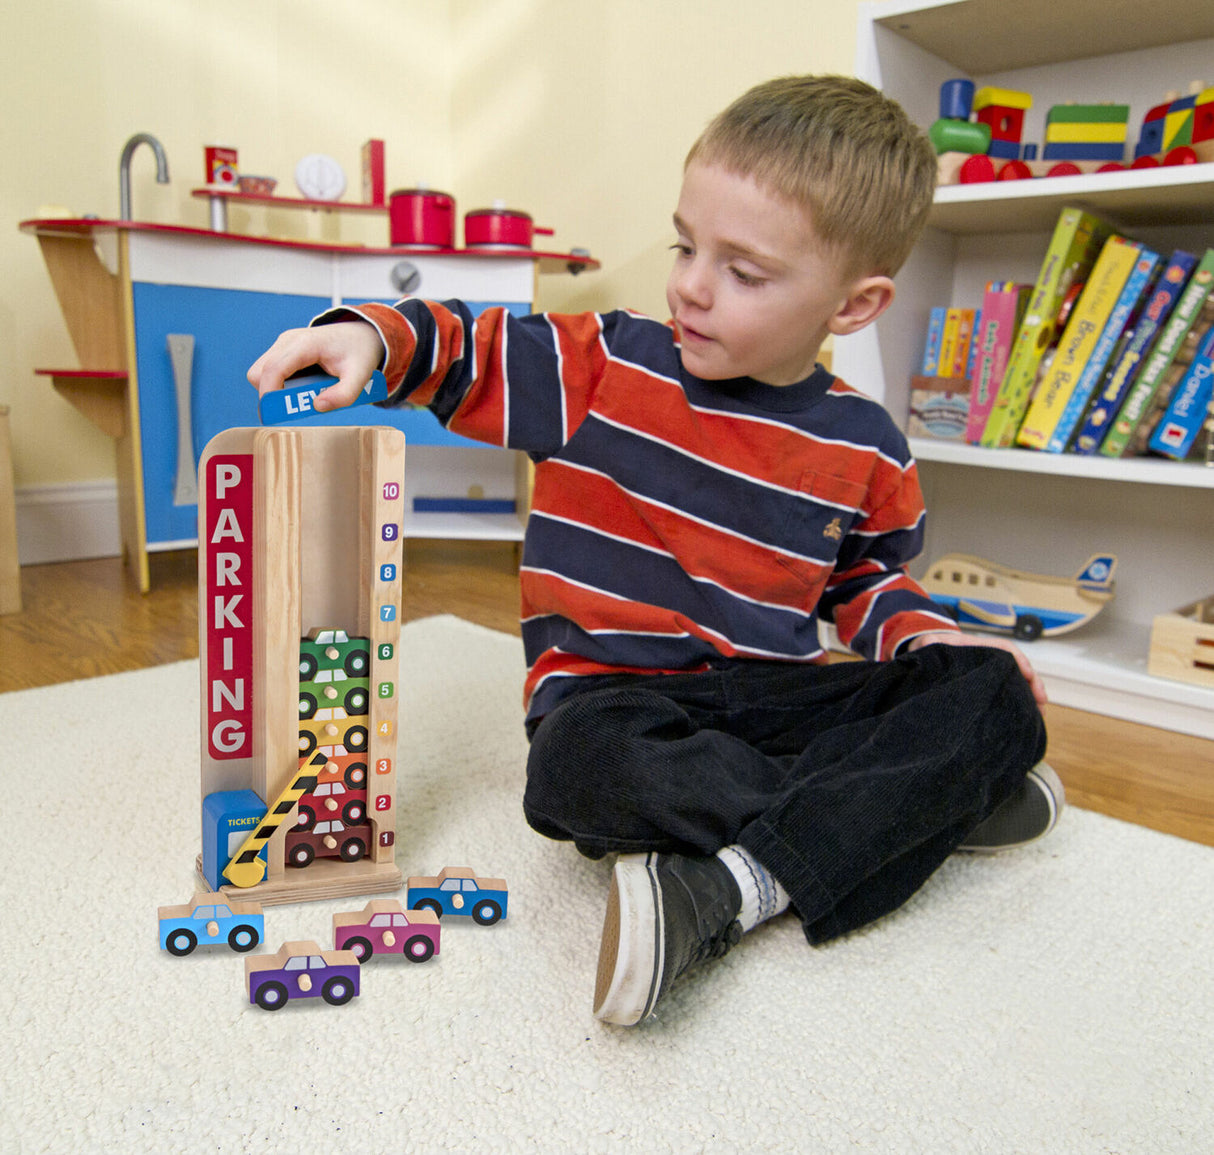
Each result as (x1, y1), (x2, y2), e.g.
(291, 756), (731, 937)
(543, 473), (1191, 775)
(389, 189), (456, 248)
(464, 205), (553, 248)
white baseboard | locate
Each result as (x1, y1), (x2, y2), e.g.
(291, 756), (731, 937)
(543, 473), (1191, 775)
(15, 480), (122, 565)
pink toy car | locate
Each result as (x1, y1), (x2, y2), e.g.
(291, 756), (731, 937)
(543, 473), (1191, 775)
(333, 899), (441, 963)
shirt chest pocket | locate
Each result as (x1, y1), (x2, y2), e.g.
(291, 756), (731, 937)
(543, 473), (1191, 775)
(775, 470), (870, 589)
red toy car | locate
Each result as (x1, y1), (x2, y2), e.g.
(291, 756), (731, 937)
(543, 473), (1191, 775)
(294, 779), (367, 830)
(284, 818), (371, 867)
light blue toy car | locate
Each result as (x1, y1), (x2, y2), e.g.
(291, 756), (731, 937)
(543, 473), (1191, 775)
(158, 892), (265, 956)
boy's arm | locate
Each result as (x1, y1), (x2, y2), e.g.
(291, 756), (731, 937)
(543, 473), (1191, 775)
(250, 298), (610, 456)
(819, 457), (955, 657)
(827, 563), (1046, 705)
(819, 456), (1045, 703)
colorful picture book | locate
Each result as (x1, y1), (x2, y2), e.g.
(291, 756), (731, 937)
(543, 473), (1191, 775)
(1072, 249), (1197, 454)
(980, 206), (1115, 447)
(1099, 249), (1214, 457)
(965, 282), (1030, 444)
(1126, 310), (1214, 456)
(921, 307), (946, 375)
(907, 379), (971, 439)
(1148, 326), (1214, 458)
(1016, 236), (1143, 449)
(1048, 246), (1163, 452)
(912, 305), (978, 441)
(911, 211), (1214, 462)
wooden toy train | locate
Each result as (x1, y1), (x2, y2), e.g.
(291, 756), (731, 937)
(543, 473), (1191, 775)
(930, 79), (1214, 186)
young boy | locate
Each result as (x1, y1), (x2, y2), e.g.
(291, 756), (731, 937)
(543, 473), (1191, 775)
(249, 75), (1057, 1027)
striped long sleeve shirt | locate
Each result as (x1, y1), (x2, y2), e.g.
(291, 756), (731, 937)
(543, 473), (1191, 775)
(318, 299), (959, 719)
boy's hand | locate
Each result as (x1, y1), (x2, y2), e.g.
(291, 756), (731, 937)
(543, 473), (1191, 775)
(247, 321), (385, 413)
(907, 630), (1048, 706)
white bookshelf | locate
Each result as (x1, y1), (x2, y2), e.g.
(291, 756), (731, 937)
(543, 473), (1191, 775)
(909, 439), (1214, 489)
(398, 444), (527, 542)
(931, 164), (1214, 234)
(839, 0), (1214, 738)
(400, 511), (525, 541)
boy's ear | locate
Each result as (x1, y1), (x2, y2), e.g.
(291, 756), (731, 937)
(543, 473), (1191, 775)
(828, 275), (895, 336)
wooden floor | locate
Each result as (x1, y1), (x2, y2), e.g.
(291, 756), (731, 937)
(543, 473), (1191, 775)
(3, 542), (1211, 848)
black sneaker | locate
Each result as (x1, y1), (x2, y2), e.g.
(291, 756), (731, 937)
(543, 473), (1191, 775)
(959, 762), (1065, 853)
(594, 852), (743, 1026)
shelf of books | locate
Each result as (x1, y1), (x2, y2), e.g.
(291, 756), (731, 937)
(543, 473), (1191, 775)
(908, 207), (1214, 488)
(903, 209), (1214, 738)
(913, 210), (1214, 458)
(847, 0), (1214, 737)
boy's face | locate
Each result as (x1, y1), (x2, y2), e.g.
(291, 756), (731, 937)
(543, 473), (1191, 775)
(667, 161), (867, 386)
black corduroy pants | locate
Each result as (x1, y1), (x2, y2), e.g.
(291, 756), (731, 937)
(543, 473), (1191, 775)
(523, 644), (1047, 944)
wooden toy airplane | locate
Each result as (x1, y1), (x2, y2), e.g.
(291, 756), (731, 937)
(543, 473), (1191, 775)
(921, 553), (1117, 640)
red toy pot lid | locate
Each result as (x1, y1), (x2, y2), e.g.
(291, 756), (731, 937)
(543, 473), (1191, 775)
(390, 188), (455, 201)
(466, 206), (532, 221)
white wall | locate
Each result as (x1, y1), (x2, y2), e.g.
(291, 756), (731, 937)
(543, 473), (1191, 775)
(3, 0), (866, 507)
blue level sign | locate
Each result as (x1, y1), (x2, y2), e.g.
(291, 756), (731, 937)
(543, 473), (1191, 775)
(258, 370), (388, 425)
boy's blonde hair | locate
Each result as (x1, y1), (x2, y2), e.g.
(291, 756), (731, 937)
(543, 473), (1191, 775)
(686, 75), (938, 278)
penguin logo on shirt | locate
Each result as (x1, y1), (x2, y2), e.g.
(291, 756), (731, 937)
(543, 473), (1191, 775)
(823, 517), (844, 541)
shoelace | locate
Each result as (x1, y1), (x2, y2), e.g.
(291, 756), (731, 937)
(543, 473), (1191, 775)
(699, 919), (743, 962)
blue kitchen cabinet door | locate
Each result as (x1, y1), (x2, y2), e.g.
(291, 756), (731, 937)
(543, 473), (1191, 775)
(133, 282), (327, 546)
(132, 283), (526, 547)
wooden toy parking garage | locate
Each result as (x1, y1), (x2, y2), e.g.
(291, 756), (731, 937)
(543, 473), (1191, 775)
(196, 425), (406, 905)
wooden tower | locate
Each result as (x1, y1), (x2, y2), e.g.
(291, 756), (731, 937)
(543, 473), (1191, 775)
(196, 425), (406, 904)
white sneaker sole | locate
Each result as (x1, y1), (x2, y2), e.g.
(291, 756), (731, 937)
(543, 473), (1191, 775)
(593, 853), (663, 1026)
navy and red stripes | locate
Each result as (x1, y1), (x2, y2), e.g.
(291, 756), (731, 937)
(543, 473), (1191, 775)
(317, 300), (957, 718)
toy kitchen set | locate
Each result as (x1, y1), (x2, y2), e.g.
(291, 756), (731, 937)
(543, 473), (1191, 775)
(21, 136), (599, 591)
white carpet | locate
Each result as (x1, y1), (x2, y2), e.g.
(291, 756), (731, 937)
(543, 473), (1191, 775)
(2, 614), (1212, 1154)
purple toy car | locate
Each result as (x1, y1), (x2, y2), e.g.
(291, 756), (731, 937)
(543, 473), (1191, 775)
(245, 941), (360, 1010)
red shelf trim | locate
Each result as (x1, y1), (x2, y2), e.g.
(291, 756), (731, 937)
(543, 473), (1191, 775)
(19, 218), (599, 271)
(35, 368), (128, 380)
(190, 187), (388, 213)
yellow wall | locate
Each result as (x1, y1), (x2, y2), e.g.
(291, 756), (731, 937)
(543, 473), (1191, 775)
(4, 0), (864, 490)
(448, 0), (864, 319)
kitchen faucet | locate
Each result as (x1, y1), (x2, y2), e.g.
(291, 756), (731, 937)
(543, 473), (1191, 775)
(119, 133), (170, 220)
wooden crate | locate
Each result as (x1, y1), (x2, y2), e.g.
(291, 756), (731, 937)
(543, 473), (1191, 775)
(1149, 597), (1214, 689)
